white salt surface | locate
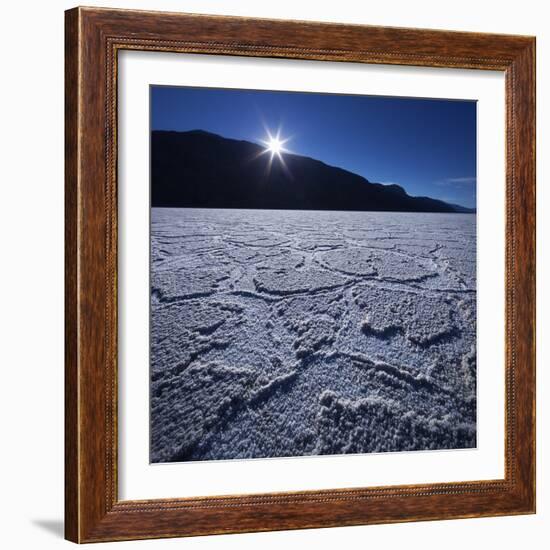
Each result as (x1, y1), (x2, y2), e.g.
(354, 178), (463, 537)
(150, 208), (476, 463)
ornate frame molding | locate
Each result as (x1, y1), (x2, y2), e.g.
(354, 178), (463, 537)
(65, 7), (535, 542)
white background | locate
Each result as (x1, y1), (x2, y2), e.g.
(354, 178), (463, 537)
(0, 0), (547, 549)
(119, 52), (505, 499)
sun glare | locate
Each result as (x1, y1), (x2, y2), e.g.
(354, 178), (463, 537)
(257, 128), (292, 177)
(261, 129), (289, 160)
(267, 137), (283, 155)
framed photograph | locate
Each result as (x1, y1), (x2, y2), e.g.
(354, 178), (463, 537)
(65, 7), (536, 543)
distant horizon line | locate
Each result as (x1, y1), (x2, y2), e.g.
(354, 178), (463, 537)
(151, 206), (476, 215)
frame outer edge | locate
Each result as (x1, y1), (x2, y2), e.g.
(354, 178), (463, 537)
(76, 6), (112, 543)
(65, 6), (81, 544)
(512, 38), (536, 513)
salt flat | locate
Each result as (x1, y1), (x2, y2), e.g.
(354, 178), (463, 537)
(150, 208), (476, 462)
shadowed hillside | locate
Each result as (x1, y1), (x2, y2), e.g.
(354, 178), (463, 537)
(151, 130), (474, 213)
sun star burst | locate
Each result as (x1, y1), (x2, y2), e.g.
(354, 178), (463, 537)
(261, 130), (289, 160)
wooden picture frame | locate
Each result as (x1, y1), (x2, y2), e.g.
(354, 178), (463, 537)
(65, 6), (536, 543)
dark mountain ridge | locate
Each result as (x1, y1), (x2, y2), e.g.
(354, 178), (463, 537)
(151, 130), (475, 213)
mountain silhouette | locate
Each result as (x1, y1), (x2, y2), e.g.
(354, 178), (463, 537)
(151, 130), (475, 213)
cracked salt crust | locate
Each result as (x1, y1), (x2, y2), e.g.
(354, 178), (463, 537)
(150, 208), (476, 463)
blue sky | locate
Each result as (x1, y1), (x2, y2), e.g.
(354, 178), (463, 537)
(151, 86), (477, 208)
